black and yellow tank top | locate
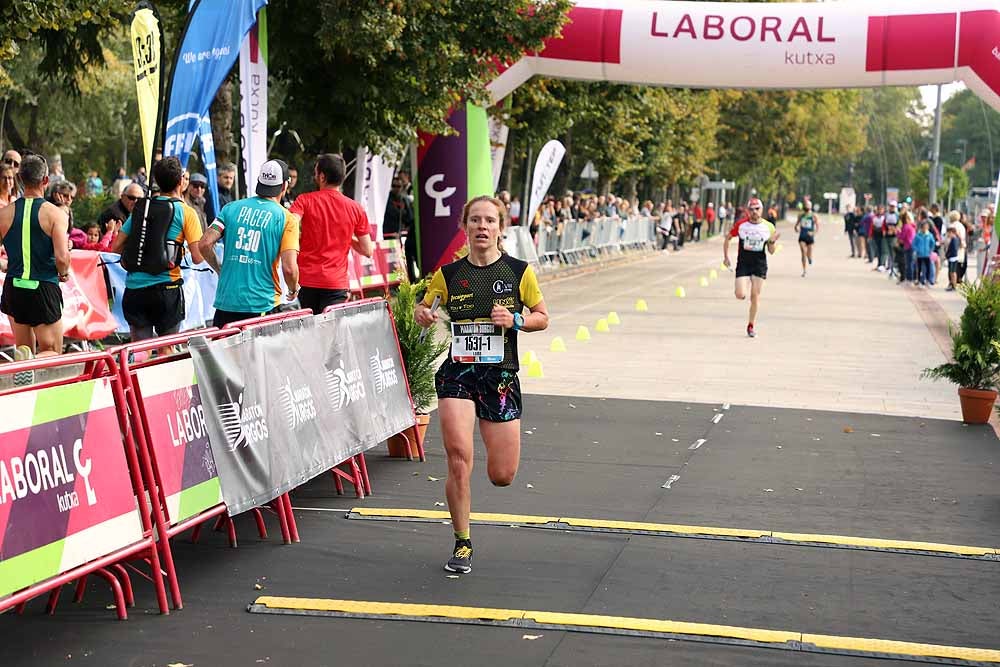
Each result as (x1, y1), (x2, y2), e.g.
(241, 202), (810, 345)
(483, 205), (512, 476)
(3, 198), (58, 287)
(423, 254), (543, 370)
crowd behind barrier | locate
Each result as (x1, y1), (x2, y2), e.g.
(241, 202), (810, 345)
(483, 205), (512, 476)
(524, 216), (658, 270)
(0, 301), (418, 619)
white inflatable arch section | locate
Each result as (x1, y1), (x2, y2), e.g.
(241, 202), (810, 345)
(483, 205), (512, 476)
(488, 0), (1000, 111)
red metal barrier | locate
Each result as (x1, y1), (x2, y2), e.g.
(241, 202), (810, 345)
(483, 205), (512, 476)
(0, 351), (170, 619)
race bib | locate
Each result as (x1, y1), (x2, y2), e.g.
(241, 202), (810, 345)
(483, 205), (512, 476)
(451, 322), (504, 364)
(743, 236), (766, 252)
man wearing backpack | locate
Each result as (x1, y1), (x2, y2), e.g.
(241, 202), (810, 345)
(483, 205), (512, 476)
(111, 157), (205, 342)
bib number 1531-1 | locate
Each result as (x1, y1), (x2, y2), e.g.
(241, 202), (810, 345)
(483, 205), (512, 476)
(451, 322), (504, 364)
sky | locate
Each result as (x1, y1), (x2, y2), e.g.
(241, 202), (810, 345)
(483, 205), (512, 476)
(919, 82), (966, 113)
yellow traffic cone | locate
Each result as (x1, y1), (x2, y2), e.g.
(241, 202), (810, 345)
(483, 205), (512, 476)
(709, 269), (718, 280)
(595, 318), (610, 332)
(575, 326), (591, 341)
(607, 312), (621, 325)
(635, 299), (648, 312)
(675, 286), (686, 298)
(699, 276), (709, 287)
(527, 359), (544, 378)
(520, 350), (538, 366)
(550, 336), (567, 352)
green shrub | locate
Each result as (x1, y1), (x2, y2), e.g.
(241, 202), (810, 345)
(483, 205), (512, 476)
(923, 279), (1000, 390)
(391, 278), (449, 413)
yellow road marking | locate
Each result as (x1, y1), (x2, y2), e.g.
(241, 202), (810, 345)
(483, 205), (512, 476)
(348, 507), (999, 558)
(772, 532), (995, 557)
(251, 597), (1000, 663)
(561, 517), (768, 539)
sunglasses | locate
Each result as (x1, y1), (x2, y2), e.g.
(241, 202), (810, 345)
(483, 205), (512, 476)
(124, 194), (140, 202)
(190, 183), (205, 189)
(2, 158), (18, 167)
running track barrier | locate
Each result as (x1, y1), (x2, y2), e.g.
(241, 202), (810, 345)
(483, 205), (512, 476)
(1, 300), (420, 619)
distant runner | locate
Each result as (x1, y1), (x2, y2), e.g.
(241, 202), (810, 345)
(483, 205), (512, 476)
(723, 197), (778, 338)
(795, 206), (819, 276)
(415, 195), (549, 575)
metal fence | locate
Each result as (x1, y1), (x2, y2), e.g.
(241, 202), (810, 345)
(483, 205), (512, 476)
(517, 217), (657, 271)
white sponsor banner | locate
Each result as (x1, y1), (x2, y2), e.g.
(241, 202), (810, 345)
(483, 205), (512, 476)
(527, 139), (566, 226)
(354, 146), (397, 240)
(487, 1), (1000, 114)
(489, 114), (510, 192)
(239, 14), (267, 195)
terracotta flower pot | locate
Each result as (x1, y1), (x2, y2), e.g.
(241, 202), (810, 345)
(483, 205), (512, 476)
(387, 413), (431, 459)
(957, 387), (998, 425)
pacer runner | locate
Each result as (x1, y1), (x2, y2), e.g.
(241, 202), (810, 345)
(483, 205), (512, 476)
(415, 195), (549, 574)
(723, 197), (779, 338)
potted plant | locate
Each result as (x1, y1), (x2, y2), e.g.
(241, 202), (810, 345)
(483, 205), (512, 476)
(387, 277), (449, 457)
(923, 278), (1000, 424)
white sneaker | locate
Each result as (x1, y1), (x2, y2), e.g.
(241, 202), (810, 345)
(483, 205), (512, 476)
(877, 266), (886, 272)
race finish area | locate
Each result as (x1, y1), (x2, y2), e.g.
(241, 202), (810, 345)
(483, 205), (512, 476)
(4, 0), (1000, 663)
(5, 215), (999, 667)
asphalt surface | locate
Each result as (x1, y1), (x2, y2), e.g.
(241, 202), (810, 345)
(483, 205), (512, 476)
(2, 396), (998, 667)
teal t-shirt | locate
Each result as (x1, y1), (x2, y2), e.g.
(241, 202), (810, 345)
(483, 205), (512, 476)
(211, 197), (299, 314)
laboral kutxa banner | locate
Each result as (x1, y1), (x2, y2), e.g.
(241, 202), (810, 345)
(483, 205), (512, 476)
(189, 301), (414, 516)
(133, 358), (222, 525)
(0, 379), (144, 599)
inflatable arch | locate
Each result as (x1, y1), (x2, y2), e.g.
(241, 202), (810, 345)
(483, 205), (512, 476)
(414, 0), (1000, 273)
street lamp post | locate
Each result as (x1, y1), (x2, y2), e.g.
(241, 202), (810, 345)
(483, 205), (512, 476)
(957, 139), (968, 168)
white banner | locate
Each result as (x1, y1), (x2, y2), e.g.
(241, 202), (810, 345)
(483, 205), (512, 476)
(239, 11), (268, 196)
(489, 114), (510, 193)
(527, 139), (566, 226)
(487, 1), (1000, 114)
(354, 146), (397, 240)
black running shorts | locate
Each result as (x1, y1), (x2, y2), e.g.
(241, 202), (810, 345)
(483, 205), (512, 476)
(735, 255), (768, 279)
(122, 282), (185, 332)
(435, 360), (522, 422)
(1, 275), (63, 327)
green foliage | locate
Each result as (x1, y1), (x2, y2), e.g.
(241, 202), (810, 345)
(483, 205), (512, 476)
(908, 162), (970, 206)
(941, 89), (1000, 187)
(0, 1), (130, 94)
(391, 278), (449, 414)
(923, 279), (1000, 390)
(851, 88), (926, 202)
(267, 0), (570, 154)
(2, 42), (139, 182)
(72, 191), (115, 228)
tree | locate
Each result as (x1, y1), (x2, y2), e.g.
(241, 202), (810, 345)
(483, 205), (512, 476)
(266, 0), (570, 155)
(908, 162), (969, 206)
(0, 1), (132, 95)
(941, 88), (1000, 187)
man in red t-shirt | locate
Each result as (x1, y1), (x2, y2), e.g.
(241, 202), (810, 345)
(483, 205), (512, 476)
(290, 153), (374, 313)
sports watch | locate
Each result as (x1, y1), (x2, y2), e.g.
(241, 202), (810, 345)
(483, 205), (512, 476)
(512, 312), (524, 331)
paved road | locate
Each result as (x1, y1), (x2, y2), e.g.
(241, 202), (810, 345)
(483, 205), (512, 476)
(4, 218), (998, 667)
(523, 218), (962, 420)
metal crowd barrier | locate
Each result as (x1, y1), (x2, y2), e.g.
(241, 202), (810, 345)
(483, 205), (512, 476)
(528, 216), (657, 271)
(0, 351), (170, 620)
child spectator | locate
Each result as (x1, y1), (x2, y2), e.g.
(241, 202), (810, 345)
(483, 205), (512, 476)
(71, 221), (118, 251)
(945, 225), (961, 291)
(913, 220), (935, 287)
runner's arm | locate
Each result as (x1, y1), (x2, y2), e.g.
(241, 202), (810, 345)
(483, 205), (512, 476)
(522, 300), (549, 332)
(351, 232), (374, 258)
(280, 249), (299, 297)
(767, 231), (780, 254)
(198, 226), (222, 273)
(723, 234), (733, 267)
